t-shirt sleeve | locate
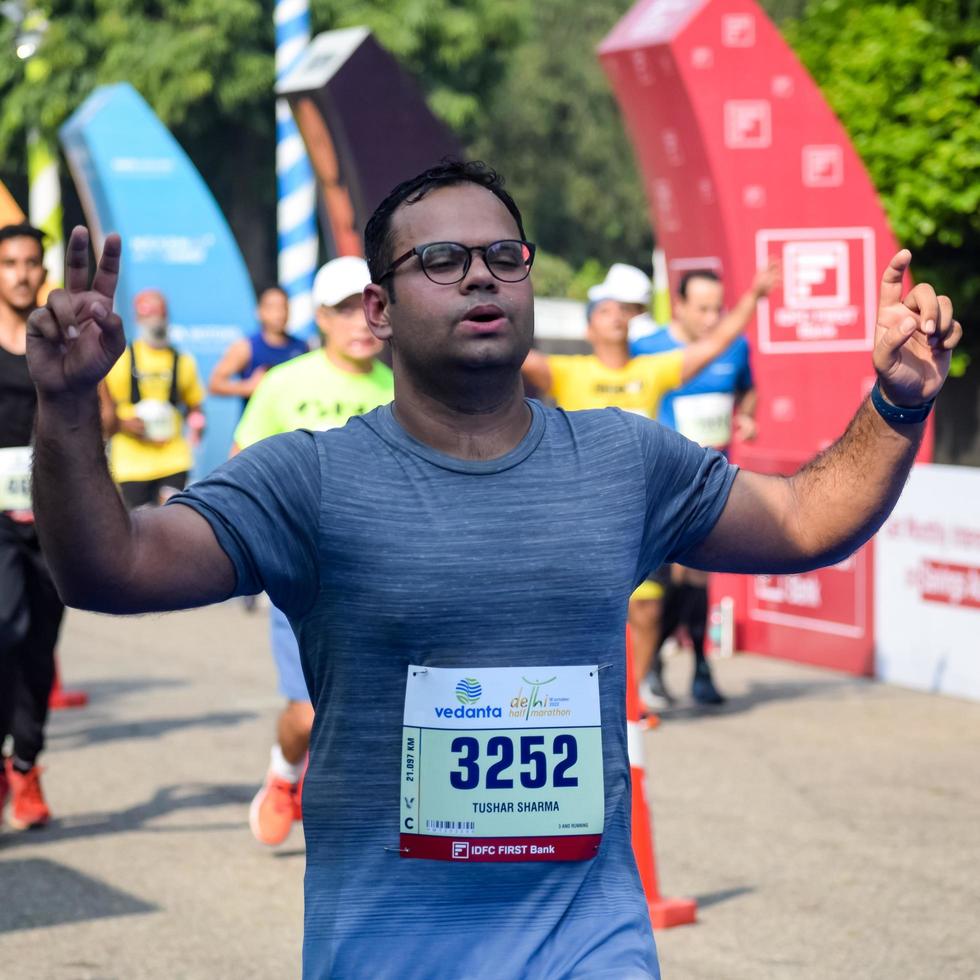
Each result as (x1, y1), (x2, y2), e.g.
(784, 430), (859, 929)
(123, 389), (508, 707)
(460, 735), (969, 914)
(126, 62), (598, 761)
(233, 371), (280, 449)
(166, 429), (321, 617)
(622, 411), (738, 580)
(178, 353), (206, 408)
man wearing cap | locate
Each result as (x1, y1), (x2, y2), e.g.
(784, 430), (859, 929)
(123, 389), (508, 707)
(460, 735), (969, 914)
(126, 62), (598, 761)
(233, 255), (393, 847)
(593, 262), (658, 340)
(100, 289), (206, 508)
(208, 284), (308, 409)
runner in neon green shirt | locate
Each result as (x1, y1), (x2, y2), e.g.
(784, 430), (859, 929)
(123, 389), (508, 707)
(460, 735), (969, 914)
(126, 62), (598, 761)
(239, 256), (393, 848)
(234, 348), (393, 445)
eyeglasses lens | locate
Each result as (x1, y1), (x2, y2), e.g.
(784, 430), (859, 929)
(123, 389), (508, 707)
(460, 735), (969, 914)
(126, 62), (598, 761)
(420, 241), (532, 284)
(420, 243), (468, 284)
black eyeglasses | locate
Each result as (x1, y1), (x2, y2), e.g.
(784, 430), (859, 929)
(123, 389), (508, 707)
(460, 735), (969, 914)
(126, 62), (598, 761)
(378, 239), (536, 285)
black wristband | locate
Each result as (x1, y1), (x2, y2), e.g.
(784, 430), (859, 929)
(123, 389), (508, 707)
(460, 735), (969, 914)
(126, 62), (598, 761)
(870, 380), (934, 424)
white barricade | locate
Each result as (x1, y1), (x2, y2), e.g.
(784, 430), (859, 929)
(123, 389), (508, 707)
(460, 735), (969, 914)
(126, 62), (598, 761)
(875, 463), (980, 702)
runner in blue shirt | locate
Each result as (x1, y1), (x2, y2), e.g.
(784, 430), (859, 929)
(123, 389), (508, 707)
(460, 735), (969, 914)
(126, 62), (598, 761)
(630, 266), (777, 709)
(27, 161), (959, 979)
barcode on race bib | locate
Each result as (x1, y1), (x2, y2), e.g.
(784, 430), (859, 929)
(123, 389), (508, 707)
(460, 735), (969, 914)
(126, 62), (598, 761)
(426, 819), (476, 834)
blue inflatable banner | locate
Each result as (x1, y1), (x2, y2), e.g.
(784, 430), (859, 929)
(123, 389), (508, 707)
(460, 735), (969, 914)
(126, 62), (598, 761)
(60, 83), (256, 478)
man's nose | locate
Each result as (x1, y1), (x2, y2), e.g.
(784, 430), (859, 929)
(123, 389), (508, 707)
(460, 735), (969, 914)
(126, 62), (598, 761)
(459, 252), (498, 291)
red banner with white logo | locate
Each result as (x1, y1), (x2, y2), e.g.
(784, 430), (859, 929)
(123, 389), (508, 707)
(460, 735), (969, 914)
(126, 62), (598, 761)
(599, 0), (932, 673)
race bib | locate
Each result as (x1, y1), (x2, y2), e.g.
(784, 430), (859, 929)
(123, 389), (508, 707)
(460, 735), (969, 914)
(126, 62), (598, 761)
(400, 664), (604, 862)
(0, 446), (32, 511)
(672, 392), (735, 448)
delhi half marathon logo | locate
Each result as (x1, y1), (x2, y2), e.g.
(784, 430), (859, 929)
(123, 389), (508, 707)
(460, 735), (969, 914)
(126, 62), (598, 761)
(455, 678), (482, 705)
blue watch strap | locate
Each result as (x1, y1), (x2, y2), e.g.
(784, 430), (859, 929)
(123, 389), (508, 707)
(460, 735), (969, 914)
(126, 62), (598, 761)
(871, 380), (934, 424)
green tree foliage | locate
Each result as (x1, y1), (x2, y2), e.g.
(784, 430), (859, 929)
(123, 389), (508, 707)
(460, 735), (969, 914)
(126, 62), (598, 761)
(0, 0), (274, 151)
(783, 0), (980, 355)
(473, 0), (652, 274)
(311, 0), (527, 144)
(0, 0), (526, 280)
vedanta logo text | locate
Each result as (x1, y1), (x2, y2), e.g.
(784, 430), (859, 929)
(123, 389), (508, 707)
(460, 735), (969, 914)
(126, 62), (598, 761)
(435, 705), (503, 719)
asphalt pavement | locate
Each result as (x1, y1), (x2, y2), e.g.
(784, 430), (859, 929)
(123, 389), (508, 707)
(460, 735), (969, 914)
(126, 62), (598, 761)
(1, 601), (977, 979)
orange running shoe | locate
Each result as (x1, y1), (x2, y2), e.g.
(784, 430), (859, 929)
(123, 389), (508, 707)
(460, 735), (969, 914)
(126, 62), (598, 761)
(6, 761), (51, 830)
(249, 771), (298, 846)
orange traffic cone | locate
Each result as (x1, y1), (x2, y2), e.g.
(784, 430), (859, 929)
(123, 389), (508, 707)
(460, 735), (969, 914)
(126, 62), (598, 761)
(49, 656), (88, 710)
(625, 626), (697, 929)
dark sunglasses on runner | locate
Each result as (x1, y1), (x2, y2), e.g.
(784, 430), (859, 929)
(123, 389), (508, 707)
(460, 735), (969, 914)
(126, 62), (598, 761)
(378, 239), (537, 285)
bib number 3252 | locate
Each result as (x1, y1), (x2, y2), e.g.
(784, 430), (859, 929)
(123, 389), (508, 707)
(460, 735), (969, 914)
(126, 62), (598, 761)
(449, 733), (579, 790)
(400, 664), (604, 862)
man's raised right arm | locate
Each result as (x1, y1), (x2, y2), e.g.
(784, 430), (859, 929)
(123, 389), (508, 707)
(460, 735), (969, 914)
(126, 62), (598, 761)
(28, 227), (235, 614)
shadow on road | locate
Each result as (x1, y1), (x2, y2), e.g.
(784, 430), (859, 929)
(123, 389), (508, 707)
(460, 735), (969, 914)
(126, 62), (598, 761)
(0, 857), (158, 934)
(653, 675), (866, 724)
(48, 710), (258, 749)
(0, 781), (257, 852)
(694, 885), (755, 910)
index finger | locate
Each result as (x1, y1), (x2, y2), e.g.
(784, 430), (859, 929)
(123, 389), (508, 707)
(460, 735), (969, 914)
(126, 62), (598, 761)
(879, 249), (911, 308)
(64, 226), (91, 294)
(91, 233), (121, 301)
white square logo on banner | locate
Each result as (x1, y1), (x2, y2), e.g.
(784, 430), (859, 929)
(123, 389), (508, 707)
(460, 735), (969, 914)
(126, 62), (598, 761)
(724, 100), (771, 148)
(722, 13), (755, 46)
(755, 227), (876, 353)
(802, 145), (844, 187)
(783, 241), (850, 309)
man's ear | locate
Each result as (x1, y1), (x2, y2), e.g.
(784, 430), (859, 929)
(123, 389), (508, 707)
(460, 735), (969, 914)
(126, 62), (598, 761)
(363, 284), (392, 341)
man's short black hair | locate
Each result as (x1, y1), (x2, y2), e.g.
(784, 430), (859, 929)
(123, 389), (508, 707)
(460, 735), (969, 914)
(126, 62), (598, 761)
(364, 160), (527, 288)
(0, 222), (46, 252)
(678, 269), (721, 299)
(257, 284), (288, 300)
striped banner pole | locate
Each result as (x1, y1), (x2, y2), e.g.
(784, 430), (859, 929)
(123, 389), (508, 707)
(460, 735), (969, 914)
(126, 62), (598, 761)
(27, 128), (63, 287)
(275, 0), (318, 337)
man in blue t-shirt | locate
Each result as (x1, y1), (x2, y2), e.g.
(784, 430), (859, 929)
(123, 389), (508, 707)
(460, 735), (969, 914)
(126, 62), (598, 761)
(26, 161), (959, 979)
(630, 266), (777, 709)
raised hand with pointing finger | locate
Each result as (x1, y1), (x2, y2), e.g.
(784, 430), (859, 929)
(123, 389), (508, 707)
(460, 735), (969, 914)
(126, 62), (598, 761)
(26, 226), (126, 396)
(872, 249), (961, 411)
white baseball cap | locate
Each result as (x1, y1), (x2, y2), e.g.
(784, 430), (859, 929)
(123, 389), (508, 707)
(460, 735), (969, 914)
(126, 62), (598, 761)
(587, 262), (652, 306)
(312, 256), (371, 308)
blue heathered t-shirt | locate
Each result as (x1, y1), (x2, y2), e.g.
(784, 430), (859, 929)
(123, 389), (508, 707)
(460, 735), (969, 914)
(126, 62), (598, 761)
(631, 329), (753, 438)
(172, 400), (737, 979)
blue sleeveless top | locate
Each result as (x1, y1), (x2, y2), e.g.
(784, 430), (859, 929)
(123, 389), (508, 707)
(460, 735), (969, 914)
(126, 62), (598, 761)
(244, 331), (307, 378)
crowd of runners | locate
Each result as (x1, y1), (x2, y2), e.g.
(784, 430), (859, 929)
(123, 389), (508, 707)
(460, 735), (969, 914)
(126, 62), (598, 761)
(0, 158), (960, 978)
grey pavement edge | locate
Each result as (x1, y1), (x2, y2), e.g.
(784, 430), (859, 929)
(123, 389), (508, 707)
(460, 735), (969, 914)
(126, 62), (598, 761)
(1, 603), (978, 979)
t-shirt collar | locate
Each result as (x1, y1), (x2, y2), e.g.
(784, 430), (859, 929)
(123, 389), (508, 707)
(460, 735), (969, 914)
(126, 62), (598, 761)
(369, 398), (546, 474)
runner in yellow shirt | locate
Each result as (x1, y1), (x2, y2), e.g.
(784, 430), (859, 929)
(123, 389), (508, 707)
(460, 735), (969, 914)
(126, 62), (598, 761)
(101, 289), (205, 507)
